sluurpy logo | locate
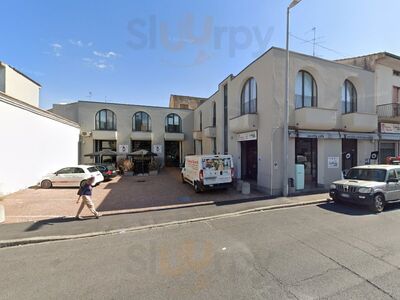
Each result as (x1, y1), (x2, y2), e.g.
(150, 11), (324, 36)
(127, 13), (274, 67)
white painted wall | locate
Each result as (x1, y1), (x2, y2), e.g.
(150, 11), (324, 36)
(0, 64), (41, 107)
(0, 98), (80, 196)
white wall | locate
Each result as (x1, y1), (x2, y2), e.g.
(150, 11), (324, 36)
(0, 99), (80, 196)
(4, 65), (40, 107)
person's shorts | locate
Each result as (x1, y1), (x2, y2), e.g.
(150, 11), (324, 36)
(82, 195), (94, 207)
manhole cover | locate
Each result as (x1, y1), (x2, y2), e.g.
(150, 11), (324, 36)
(136, 180), (146, 183)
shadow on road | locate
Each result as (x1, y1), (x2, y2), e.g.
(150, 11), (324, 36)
(317, 202), (400, 216)
(24, 217), (89, 232)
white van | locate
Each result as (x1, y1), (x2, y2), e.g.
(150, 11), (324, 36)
(181, 155), (234, 192)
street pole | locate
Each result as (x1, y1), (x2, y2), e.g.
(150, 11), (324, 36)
(283, 0), (302, 197)
(283, 7), (290, 197)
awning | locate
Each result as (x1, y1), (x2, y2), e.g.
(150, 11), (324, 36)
(379, 133), (400, 141)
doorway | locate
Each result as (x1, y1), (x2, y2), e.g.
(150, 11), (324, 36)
(342, 139), (358, 171)
(241, 140), (258, 181)
(165, 141), (180, 167)
(295, 138), (318, 188)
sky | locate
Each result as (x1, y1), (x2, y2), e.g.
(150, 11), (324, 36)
(1, 0), (399, 109)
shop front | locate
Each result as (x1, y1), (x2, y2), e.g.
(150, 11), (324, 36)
(290, 130), (378, 191)
(379, 123), (400, 163)
(94, 140), (117, 164)
(131, 140), (152, 173)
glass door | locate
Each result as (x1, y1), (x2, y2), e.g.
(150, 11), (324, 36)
(295, 138), (318, 188)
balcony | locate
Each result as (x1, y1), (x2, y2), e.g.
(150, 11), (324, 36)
(203, 126), (216, 138)
(92, 130), (118, 140)
(341, 113), (378, 132)
(230, 114), (258, 134)
(294, 107), (337, 130)
(131, 131), (152, 141)
(192, 131), (203, 140)
(164, 132), (185, 141)
(377, 103), (400, 122)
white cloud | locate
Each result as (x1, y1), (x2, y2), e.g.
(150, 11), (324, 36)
(69, 39), (93, 47)
(83, 57), (113, 70)
(50, 43), (62, 57)
(93, 50), (119, 58)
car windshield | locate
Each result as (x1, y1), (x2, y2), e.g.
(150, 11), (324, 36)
(345, 168), (387, 182)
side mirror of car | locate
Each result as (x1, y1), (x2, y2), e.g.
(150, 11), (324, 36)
(387, 178), (399, 183)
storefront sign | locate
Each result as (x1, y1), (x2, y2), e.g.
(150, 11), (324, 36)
(328, 157), (339, 169)
(119, 145), (129, 153)
(381, 123), (400, 134)
(153, 144), (163, 154)
(237, 131), (257, 142)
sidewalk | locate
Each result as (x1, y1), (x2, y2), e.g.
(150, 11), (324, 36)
(0, 193), (330, 246)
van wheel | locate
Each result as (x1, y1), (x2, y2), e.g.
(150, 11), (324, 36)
(41, 180), (52, 189)
(80, 180), (88, 188)
(370, 194), (385, 213)
(194, 181), (201, 193)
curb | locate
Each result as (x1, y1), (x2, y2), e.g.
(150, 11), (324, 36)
(0, 198), (330, 249)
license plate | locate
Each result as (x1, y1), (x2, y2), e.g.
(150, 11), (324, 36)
(341, 193), (350, 198)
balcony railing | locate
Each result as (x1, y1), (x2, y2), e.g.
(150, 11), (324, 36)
(377, 103), (400, 118)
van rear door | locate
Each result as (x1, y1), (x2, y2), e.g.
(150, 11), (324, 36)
(201, 156), (233, 185)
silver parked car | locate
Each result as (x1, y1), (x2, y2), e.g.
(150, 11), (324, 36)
(330, 165), (400, 213)
(40, 165), (104, 189)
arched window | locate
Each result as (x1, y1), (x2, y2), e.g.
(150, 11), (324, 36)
(295, 71), (318, 108)
(241, 78), (257, 115)
(95, 109), (116, 130)
(342, 80), (357, 114)
(133, 111), (151, 132)
(165, 113), (182, 133)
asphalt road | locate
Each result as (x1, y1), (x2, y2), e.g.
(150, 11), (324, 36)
(1, 202), (400, 299)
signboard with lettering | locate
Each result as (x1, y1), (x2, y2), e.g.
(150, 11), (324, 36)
(237, 131), (257, 142)
(381, 123), (400, 134)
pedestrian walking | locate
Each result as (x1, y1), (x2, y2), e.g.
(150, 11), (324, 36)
(76, 177), (101, 219)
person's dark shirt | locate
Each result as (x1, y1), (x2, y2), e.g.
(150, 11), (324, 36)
(81, 184), (93, 196)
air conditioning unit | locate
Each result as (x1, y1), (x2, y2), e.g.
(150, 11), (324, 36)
(81, 131), (92, 137)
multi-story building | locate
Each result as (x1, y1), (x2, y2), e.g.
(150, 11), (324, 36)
(338, 52), (400, 163)
(51, 101), (194, 167)
(52, 47), (400, 196)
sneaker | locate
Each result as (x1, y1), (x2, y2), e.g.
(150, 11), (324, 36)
(75, 216), (84, 220)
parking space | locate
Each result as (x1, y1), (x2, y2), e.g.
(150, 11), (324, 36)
(1, 168), (265, 224)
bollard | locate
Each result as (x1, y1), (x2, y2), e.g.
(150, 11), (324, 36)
(236, 180), (243, 192)
(241, 182), (251, 195)
(0, 204), (4, 223)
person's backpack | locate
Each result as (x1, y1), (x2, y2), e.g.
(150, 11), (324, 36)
(77, 186), (83, 196)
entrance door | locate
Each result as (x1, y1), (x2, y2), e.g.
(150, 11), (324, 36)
(295, 138), (318, 188)
(165, 141), (180, 167)
(342, 139), (358, 171)
(241, 140), (258, 181)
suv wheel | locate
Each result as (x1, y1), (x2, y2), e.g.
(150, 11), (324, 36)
(370, 194), (385, 213)
(41, 180), (52, 189)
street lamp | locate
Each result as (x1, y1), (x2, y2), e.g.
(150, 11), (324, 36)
(283, 0), (302, 197)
